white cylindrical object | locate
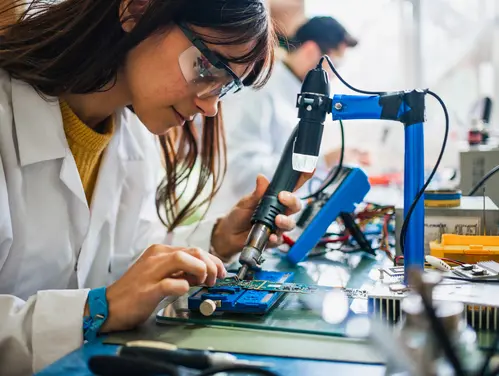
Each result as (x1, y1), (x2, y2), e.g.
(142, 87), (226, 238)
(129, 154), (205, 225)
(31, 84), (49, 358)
(200, 299), (217, 316)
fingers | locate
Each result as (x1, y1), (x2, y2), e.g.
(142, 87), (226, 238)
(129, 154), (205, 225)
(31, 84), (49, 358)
(183, 247), (226, 286)
(237, 174), (270, 210)
(142, 245), (226, 287)
(268, 233), (284, 248)
(157, 278), (190, 297)
(152, 251), (208, 285)
(278, 191), (302, 215)
(275, 214), (296, 232)
(295, 172), (314, 191)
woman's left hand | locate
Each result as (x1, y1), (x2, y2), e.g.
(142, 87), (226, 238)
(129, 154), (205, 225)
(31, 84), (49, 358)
(211, 174), (310, 260)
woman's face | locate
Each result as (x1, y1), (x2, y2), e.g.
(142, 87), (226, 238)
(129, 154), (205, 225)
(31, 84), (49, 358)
(123, 25), (254, 135)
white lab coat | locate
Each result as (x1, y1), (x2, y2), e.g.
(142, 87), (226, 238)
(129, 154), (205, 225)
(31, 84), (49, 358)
(208, 61), (303, 217)
(0, 70), (217, 376)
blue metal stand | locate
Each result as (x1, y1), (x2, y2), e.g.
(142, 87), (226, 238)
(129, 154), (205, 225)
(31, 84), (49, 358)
(331, 91), (426, 282)
(403, 122), (425, 274)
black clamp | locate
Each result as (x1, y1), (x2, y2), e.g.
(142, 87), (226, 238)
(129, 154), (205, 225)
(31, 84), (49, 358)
(296, 93), (332, 120)
(378, 89), (426, 126)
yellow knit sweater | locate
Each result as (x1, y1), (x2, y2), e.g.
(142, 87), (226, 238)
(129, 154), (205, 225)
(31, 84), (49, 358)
(60, 100), (115, 204)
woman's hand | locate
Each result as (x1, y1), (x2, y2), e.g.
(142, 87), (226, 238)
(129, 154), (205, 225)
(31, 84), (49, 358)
(211, 174), (310, 259)
(96, 245), (226, 333)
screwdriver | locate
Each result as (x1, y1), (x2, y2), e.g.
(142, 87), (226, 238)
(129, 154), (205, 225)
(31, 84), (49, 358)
(119, 340), (272, 370)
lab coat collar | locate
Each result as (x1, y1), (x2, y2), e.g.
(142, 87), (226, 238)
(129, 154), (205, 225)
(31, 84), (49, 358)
(11, 77), (145, 166)
(114, 109), (146, 162)
(11, 78), (68, 167)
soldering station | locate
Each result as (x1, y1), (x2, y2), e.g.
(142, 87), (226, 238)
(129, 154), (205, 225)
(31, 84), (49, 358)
(81, 55), (499, 376)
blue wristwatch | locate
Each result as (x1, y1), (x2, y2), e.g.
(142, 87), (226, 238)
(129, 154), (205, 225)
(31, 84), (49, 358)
(83, 287), (108, 342)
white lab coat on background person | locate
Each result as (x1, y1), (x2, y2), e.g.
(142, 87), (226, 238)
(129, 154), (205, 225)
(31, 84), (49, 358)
(0, 70), (216, 375)
(208, 60), (303, 217)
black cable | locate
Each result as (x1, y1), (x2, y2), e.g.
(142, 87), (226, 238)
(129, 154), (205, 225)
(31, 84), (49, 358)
(302, 119), (345, 200)
(477, 331), (499, 376)
(317, 56), (325, 68)
(323, 55), (383, 96)
(468, 165), (499, 196)
(399, 90), (449, 255)
(199, 365), (280, 376)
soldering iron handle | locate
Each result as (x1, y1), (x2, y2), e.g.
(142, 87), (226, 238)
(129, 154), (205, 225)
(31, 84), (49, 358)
(251, 126), (302, 231)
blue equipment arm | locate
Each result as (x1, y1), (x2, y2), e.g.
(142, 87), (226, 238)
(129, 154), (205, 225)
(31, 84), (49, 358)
(331, 91), (425, 124)
(327, 91), (426, 283)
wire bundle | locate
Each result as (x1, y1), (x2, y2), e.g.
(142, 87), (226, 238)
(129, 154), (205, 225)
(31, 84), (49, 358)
(284, 202), (395, 259)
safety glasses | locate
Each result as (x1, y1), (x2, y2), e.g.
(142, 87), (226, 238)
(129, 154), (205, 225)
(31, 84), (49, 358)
(178, 23), (243, 99)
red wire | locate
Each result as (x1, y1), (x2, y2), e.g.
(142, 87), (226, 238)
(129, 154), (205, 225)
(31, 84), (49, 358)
(282, 234), (349, 247)
(319, 235), (349, 244)
(282, 234), (295, 246)
(441, 257), (465, 265)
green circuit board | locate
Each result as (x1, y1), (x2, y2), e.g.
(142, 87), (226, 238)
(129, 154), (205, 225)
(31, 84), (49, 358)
(216, 278), (318, 294)
(214, 278), (368, 299)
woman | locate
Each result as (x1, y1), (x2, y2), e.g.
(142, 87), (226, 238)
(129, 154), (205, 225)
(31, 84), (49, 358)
(0, 1), (305, 374)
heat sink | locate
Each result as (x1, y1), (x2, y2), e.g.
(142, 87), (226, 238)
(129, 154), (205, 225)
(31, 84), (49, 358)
(368, 281), (499, 332)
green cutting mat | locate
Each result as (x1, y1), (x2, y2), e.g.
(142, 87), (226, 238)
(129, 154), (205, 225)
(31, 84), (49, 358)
(156, 252), (380, 338)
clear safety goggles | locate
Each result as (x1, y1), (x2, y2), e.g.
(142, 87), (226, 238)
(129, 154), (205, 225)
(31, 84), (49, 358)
(178, 23), (243, 99)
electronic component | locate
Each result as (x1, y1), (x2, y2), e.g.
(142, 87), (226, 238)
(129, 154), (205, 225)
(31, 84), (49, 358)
(205, 274), (370, 298)
(425, 255), (451, 272)
(479, 260), (499, 273)
(368, 280), (499, 332)
(452, 261), (499, 280)
(188, 271), (294, 316)
(215, 279), (318, 294)
(381, 266), (405, 277)
(395, 196), (499, 255)
(286, 166), (371, 264)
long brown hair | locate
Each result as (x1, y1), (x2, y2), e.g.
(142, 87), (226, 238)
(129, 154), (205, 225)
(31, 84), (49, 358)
(0, 0), (276, 231)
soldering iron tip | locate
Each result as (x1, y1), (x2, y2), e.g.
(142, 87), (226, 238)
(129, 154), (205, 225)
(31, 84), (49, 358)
(237, 265), (249, 281)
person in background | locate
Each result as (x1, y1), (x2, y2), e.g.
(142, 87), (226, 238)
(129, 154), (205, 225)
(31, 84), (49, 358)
(0, 1), (307, 375)
(208, 16), (370, 217)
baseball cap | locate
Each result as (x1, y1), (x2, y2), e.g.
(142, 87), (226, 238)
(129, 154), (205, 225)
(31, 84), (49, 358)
(290, 16), (358, 52)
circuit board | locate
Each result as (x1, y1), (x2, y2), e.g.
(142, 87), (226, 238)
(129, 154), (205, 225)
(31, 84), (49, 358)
(215, 278), (318, 294)
(214, 278), (369, 299)
(188, 271), (295, 315)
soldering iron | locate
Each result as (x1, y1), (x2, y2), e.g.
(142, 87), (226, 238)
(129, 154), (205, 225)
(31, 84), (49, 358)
(236, 62), (332, 281)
